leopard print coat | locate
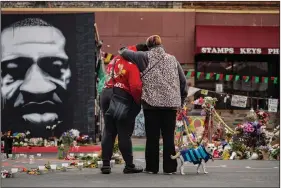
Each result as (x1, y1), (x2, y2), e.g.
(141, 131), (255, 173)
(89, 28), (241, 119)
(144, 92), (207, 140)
(141, 47), (181, 108)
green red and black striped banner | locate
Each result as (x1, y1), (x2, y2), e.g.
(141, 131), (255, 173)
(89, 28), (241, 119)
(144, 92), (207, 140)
(185, 71), (278, 84)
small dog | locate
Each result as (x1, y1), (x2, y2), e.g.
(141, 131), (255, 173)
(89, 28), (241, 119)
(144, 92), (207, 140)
(171, 143), (215, 175)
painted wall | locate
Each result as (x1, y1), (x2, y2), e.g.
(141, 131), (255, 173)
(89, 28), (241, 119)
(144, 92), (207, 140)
(1, 13), (96, 138)
(96, 12), (279, 65)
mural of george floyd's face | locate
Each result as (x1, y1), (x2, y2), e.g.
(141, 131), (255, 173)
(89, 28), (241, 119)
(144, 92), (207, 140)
(1, 18), (71, 126)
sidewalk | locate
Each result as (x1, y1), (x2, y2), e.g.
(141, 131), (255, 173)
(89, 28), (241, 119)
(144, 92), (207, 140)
(132, 138), (146, 151)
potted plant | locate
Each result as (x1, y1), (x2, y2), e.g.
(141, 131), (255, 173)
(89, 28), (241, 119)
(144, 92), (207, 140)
(259, 146), (270, 160)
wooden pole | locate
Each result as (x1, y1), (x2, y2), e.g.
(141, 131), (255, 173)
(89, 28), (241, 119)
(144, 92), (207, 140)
(208, 110), (212, 143)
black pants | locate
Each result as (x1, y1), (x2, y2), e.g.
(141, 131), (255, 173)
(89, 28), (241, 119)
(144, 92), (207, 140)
(144, 109), (177, 173)
(100, 88), (140, 167)
(5, 149), (12, 158)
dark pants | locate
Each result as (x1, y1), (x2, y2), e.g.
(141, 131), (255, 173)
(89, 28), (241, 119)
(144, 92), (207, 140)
(100, 88), (140, 167)
(5, 148), (12, 158)
(144, 109), (177, 173)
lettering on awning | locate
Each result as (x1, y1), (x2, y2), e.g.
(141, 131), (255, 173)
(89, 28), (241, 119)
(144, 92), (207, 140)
(201, 47), (234, 54)
(240, 48), (262, 54)
(199, 47), (279, 55)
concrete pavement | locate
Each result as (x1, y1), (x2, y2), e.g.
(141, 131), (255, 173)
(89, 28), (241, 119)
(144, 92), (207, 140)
(1, 152), (279, 187)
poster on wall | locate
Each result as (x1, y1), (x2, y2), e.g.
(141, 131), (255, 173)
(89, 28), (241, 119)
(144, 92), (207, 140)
(268, 99), (278, 112)
(1, 14), (96, 138)
(215, 84), (223, 93)
(231, 95), (248, 108)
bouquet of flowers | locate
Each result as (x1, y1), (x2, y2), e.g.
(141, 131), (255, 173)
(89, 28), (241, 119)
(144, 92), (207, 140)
(29, 138), (44, 147)
(13, 132), (26, 143)
(58, 129), (80, 159)
(76, 135), (90, 145)
(255, 109), (269, 126)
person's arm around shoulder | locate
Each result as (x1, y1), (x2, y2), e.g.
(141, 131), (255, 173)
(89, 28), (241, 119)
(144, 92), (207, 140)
(176, 60), (188, 107)
(119, 48), (149, 72)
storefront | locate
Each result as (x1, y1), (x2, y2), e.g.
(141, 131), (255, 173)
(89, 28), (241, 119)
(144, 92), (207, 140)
(194, 25), (280, 109)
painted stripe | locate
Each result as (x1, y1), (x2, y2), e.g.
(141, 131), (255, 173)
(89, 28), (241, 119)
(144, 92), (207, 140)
(188, 150), (197, 162)
(184, 151), (191, 162)
(194, 149), (202, 159)
(192, 149), (199, 161)
(198, 147), (207, 159)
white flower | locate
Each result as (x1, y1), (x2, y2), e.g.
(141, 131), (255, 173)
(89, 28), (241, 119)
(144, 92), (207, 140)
(24, 138), (28, 142)
(46, 126), (51, 130)
(69, 129), (80, 138)
(26, 131), (30, 135)
(52, 124), (57, 130)
(14, 142), (19, 145)
(176, 121), (183, 127)
(20, 142), (23, 145)
(23, 143), (28, 146)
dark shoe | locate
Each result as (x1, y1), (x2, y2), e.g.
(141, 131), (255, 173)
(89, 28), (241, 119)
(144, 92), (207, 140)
(101, 166), (111, 174)
(123, 164), (143, 174)
(144, 168), (158, 174)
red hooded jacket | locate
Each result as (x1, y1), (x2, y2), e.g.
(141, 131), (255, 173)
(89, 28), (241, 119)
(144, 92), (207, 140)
(104, 46), (142, 104)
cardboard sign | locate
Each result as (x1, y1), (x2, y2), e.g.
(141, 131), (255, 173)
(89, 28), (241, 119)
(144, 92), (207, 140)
(216, 84), (223, 93)
(268, 99), (278, 112)
(201, 89), (208, 95)
(231, 95), (248, 108)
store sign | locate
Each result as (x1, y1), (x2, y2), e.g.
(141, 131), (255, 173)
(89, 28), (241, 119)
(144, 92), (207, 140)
(201, 47), (234, 54)
(199, 47), (279, 55)
(268, 48), (279, 54)
(240, 48), (262, 54)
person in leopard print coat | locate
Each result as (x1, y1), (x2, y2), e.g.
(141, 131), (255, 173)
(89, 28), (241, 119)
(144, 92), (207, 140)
(119, 35), (187, 174)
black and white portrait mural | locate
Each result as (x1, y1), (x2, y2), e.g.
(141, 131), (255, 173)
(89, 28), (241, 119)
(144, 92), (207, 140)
(1, 13), (96, 137)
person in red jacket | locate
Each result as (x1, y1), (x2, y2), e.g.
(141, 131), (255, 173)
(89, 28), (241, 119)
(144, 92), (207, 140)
(100, 44), (148, 174)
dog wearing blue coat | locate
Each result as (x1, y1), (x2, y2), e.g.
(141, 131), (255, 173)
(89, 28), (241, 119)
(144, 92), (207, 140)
(171, 143), (215, 175)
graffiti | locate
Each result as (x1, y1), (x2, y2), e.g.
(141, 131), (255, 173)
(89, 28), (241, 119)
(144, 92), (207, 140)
(1, 14), (96, 137)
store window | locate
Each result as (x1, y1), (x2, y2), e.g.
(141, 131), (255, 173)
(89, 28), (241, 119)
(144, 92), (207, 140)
(194, 54), (279, 110)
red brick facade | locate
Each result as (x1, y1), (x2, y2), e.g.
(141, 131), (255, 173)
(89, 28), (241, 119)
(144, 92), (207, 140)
(96, 12), (279, 65)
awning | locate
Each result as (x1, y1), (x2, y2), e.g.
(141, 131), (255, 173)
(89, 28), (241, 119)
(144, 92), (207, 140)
(195, 26), (280, 55)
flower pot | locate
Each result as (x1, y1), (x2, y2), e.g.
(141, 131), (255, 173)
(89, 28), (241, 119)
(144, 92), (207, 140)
(261, 151), (269, 160)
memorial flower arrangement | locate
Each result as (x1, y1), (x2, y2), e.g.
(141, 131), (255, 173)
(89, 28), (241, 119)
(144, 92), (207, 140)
(13, 132), (27, 147)
(58, 129), (80, 159)
(76, 135), (90, 145)
(256, 109), (269, 126)
(229, 109), (274, 160)
(28, 138), (44, 147)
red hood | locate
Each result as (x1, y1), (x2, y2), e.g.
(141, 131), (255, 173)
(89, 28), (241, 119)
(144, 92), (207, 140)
(127, 45), (137, 52)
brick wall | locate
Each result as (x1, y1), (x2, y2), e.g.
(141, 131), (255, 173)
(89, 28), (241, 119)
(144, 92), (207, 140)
(182, 2), (279, 10)
(1, 1), (279, 10)
(1, 1), (172, 8)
